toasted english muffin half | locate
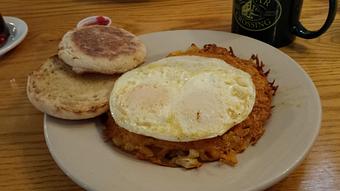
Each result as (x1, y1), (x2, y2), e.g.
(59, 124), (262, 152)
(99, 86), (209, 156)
(58, 25), (146, 74)
(27, 56), (119, 120)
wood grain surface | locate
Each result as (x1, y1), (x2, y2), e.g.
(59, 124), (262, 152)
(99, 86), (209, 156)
(0, 0), (339, 190)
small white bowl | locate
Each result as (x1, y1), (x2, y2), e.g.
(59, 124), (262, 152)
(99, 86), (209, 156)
(0, 16), (28, 56)
(76, 16), (112, 28)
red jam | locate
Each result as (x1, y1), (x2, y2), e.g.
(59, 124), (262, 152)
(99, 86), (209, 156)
(0, 14), (9, 47)
(84, 16), (110, 26)
(96, 16), (110, 25)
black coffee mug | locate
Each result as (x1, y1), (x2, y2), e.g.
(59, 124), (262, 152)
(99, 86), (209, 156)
(231, 0), (337, 47)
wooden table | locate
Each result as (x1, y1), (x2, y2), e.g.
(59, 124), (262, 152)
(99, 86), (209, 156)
(1, 0), (339, 190)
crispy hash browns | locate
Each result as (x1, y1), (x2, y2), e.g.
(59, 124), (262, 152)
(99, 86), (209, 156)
(103, 44), (277, 169)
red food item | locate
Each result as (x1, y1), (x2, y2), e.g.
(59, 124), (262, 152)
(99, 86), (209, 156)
(83, 16), (110, 27)
(96, 16), (110, 25)
(0, 35), (6, 45)
(0, 14), (9, 47)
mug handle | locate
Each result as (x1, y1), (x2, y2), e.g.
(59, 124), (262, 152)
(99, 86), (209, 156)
(291, 0), (337, 39)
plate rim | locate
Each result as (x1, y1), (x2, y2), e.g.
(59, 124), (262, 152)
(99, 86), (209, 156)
(44, 116), (94, 190)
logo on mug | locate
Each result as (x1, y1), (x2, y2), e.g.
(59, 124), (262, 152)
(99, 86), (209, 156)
(234, 0), (282, 31)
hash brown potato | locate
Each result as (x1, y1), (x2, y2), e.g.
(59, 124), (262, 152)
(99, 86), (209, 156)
(104, 44), (277, 168)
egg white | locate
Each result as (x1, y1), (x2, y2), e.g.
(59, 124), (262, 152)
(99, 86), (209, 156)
(110, 56), (256, 142)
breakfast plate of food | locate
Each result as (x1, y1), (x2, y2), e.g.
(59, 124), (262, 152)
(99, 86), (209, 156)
(29, 27), (321, 191)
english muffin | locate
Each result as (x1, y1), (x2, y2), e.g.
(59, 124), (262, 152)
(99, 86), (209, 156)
(27, 56), (119, 120)
(58, 25), (146, 74)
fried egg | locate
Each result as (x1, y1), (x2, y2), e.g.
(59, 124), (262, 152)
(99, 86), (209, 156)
(109, 56), (256, 142)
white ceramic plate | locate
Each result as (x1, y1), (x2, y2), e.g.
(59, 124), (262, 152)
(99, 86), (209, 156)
(44, 30), (321, 191)
(0, 16), (28, 56)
